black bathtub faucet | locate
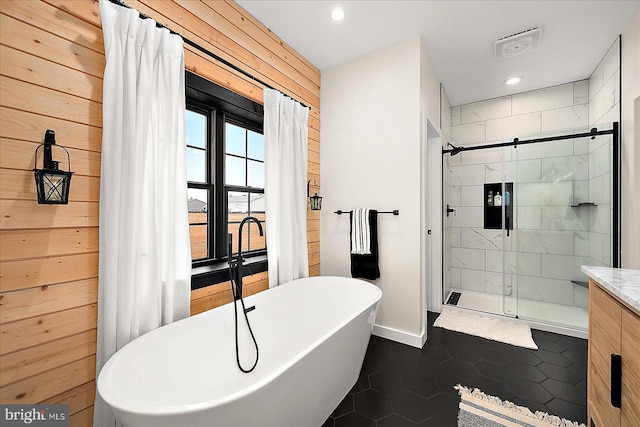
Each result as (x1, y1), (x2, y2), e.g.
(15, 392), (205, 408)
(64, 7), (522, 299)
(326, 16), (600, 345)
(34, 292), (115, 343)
(232, 216), (264, 300)
(228, 216), (263, 373)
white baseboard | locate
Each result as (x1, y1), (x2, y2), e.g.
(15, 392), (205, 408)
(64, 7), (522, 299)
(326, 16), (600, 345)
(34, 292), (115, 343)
(372, 323), (426, 348)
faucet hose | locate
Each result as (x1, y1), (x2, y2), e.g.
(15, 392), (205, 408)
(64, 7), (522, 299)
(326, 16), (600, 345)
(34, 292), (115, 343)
(228, 259), (259, 373)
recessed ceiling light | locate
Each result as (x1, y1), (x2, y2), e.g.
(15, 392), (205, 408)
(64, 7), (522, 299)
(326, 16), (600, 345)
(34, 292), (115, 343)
(331, 8), (345, 21)
(504, 76), (522, 85)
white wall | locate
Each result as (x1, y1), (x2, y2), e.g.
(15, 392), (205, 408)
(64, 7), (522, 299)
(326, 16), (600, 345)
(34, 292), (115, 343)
(421, 40), (445, 318)
(588, 14), (640, 269)
(421, 39), (442, 131)
(621, 9), (640, 268)
(441, 85), (453, 143)
(320, 36), (441, 346)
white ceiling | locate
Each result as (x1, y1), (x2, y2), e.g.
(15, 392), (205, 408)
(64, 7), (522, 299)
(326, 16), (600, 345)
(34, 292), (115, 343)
(236, 0), (639, 106)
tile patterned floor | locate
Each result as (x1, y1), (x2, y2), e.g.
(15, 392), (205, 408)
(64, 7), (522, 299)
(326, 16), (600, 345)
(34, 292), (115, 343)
(322, 311), (588, 426)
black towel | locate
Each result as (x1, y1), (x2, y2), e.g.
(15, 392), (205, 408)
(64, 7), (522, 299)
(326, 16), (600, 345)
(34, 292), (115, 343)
(350, 209), (380, 280)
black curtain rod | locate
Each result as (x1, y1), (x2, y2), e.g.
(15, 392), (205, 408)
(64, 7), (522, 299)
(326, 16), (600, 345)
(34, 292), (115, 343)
(106, 0), (310, 110)
(334, 210), (400, 216)
(442, 125), (616, 156)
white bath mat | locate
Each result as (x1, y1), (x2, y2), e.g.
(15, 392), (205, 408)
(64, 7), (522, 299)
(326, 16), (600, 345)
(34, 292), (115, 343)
(434, 307), (538, 349)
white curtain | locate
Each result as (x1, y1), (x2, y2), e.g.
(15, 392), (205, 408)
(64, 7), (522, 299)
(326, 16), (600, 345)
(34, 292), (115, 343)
(264, 89), (310, 288)
(95, 1), (191, 425)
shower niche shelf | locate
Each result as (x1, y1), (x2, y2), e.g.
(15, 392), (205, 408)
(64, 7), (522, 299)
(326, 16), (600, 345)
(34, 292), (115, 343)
(484, 182), (513, 230)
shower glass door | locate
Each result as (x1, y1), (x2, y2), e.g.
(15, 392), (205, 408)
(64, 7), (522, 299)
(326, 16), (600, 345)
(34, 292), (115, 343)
(501, 146), (517, 317)
(444, 124), (616, 333)
(443, 146), (507, 315)
(508, 130), (613, 331)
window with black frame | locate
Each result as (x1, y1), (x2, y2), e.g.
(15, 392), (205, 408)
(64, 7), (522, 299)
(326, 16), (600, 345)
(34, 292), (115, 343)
(225, 120), (266, 255)
(185, 72), (266, 275)
(186, 107), (211, 261)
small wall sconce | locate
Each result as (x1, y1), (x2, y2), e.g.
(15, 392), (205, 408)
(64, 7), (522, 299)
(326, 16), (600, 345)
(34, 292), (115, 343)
(307, 179), (322, 211)
(33, 130), (73, 204)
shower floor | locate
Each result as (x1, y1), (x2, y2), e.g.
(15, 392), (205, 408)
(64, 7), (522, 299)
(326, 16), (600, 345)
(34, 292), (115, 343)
(446, 288), (588, 338)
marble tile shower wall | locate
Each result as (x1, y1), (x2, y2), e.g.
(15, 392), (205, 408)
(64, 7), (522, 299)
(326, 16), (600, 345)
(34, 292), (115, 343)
(446, 80), (594, 309)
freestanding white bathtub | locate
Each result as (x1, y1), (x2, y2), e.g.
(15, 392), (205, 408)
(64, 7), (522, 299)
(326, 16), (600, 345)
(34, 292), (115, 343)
(97, 276), (382, 426)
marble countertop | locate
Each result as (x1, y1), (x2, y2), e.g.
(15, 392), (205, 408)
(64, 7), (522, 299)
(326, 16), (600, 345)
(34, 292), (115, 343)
(581, 266), (640, 314)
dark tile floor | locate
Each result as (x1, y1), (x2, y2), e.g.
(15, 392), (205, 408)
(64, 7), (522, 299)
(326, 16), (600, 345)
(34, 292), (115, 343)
(323, 311), (588, 426)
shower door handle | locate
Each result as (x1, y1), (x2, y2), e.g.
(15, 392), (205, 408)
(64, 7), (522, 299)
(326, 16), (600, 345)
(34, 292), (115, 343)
(506, 216), (510, 237)
(446, 204), (456, 217)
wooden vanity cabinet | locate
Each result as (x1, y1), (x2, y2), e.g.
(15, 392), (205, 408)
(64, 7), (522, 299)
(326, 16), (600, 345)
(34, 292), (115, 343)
(620, 309), (640, 427)
(588, 280), (640, 427)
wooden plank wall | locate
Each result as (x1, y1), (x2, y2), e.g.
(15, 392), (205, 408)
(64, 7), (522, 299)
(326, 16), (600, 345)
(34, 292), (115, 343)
(0, 1), (321, 425)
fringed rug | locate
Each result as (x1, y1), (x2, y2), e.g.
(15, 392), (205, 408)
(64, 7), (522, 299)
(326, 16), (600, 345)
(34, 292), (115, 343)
(434, 307), (538, 349)
(456, 385), (586, 427)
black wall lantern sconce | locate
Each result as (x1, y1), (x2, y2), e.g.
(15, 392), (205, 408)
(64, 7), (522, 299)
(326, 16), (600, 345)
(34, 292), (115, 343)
(33, 130), (73, 204)
(307, 179), (322, 211)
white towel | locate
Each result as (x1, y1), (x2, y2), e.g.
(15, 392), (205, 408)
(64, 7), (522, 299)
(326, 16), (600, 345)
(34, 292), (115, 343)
(351, 208), (371, 255)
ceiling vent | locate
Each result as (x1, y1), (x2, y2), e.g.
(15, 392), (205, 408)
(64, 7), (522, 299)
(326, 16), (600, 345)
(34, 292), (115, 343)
(495, 27), (541, 59)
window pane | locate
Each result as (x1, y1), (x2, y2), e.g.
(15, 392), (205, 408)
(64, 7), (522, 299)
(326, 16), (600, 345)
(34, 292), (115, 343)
(188, 188), (209, 260)
(227, 192), (267, 254)
(226, 155), (245, 186)
(250, 193), (265, 214)
(247, 219), (266, 252)
(225, 123), (246, 156)
(189, 225), (208, 260)
(248, 130), (264, 160)
(249, 194), (266, 251)
(247, 160), (264, 188)
(186, 110), (206, 149)
(188, 188), (209, 218)
(186, 147), (206, 183)
(228, 226), (239, 255)
(228, 191), (248, 214)
(245, 222), (265, 252)
(228, 192), (247, 254)
(227, 220), (265, 253)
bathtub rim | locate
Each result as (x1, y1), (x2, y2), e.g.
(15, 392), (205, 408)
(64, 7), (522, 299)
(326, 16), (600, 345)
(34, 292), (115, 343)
(97, 275), (382, 417)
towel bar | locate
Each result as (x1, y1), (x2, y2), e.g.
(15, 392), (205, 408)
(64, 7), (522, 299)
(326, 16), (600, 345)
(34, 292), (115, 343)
(334, 210), (399, 215)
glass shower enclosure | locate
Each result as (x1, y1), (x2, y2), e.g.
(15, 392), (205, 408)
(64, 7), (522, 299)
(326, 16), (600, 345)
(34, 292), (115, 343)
(442, 123), (619, 333)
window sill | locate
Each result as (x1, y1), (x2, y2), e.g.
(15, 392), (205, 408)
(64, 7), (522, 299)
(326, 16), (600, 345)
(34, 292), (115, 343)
(191, 255), (268, 290)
